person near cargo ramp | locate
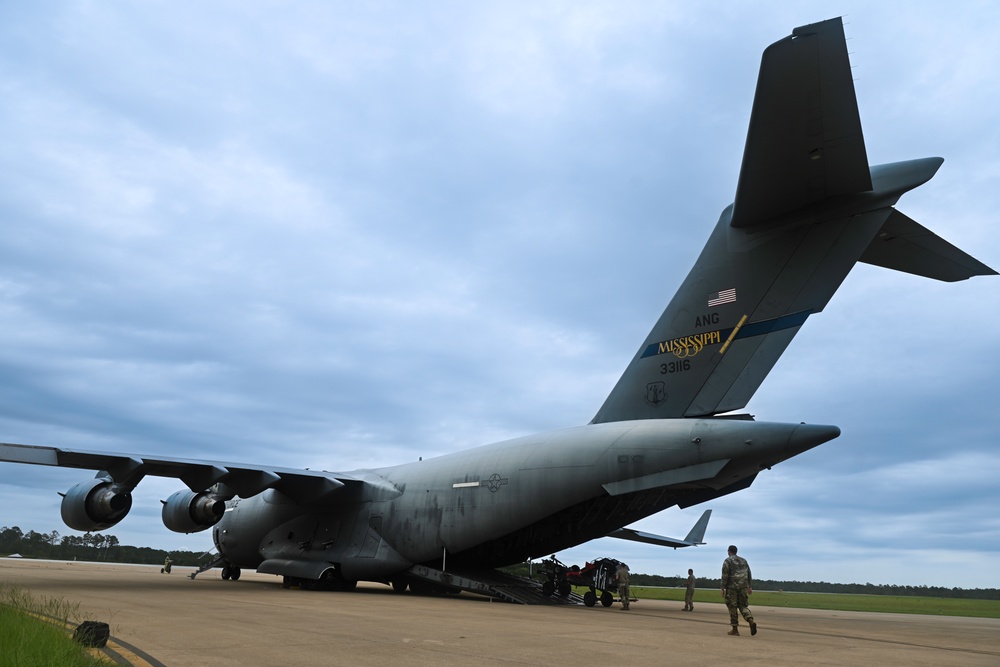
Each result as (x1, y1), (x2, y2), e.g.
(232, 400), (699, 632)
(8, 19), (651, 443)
(721, 545), (756, 635)
(616, 562), (631, 610)
(683, 568), (696, 611)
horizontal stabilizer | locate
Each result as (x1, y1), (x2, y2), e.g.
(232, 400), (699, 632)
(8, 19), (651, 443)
(607, 509), (712, 548)
(860, 209), (998, 281)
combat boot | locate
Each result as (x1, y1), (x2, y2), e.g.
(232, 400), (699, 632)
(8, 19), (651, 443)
(728, 626), (739, 636)
(749, 619), (757, 636)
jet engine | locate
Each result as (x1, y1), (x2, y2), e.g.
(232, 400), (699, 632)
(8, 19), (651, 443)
(60, 478), (133, 531)
(161, 489), (226, 533)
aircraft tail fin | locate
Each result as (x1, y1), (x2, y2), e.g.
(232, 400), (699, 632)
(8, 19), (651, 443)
(590, 18), (995, 425)
(729, 17), (870, 228)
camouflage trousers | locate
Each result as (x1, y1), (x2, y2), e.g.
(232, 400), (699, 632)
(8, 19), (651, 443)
(618, 584), (630, 609)
(724, 588), (753, 626)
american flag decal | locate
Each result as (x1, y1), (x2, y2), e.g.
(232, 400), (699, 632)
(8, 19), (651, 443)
(707, 288), (736, 307)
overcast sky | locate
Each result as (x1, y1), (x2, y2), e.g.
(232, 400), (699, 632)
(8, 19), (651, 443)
(1, 2), (997, 589)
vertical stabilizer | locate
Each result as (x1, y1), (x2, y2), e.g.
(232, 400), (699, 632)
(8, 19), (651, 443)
(591, 18), (995, 424)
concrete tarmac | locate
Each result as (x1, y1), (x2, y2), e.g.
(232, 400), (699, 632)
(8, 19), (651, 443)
(2, 559), (998, 666)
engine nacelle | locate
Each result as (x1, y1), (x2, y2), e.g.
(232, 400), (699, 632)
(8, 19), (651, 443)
(161, 489), (226, 534)
(60, 478), (133, 531)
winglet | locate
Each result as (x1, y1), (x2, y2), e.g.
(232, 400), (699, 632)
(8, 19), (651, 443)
(606, 509), (712, 549)
(682, 508), (712, 545)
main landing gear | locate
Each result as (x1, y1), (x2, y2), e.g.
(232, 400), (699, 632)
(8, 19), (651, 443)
(281, 569), (357, 592)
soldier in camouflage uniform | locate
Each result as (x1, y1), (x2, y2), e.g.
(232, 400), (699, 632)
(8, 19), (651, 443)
(683, 568), (696, 611)
(616, 561), (631, 610)
(720, 545), (756, 636)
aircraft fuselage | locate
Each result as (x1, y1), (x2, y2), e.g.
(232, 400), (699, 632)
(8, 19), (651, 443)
(215, 419), (838, 581)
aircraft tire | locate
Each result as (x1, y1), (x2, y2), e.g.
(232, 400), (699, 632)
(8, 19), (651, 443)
(318, 569), (340, 591)
(410, 581), (445, 596)
(317, 568), (357, 592)
(230, 567), (241, 581)
(391, 580), (408, 593)
(221, 566), (231, 580)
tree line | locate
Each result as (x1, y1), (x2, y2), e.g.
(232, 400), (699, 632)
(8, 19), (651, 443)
(1, 526), (211, 567)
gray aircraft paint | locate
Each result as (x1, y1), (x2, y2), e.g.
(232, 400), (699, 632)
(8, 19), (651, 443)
(0, 17), (994, 589)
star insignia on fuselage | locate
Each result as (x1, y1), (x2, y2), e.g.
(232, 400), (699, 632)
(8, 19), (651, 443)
(485, 473), (509, 492)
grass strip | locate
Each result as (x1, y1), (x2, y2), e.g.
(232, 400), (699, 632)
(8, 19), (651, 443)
(0, 584), (116, 667)
(623, 586), (1000, 618)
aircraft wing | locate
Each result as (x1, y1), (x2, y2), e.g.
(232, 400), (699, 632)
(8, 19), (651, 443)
(0, 442), (360, 504)
(606, 509), (712, 548)
(730, 17), (871, 228)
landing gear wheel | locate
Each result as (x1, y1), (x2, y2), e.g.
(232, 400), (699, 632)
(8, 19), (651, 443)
(583, 590), (597, 607)
(318, 567), (357, 592)
(391, 580), (408, 593)
(601, 591), (613, 607)
(230, 567), (241, 581)
(319, 569), (339, 591)
(221, 566), (231, 580)
(541, 580), (555, 596)
(410, 581), (445, 596)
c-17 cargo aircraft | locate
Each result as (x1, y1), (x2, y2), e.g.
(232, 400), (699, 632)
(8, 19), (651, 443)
(1, 17), (995, 597)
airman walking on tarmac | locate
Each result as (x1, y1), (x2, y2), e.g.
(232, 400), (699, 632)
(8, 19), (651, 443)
(683, 568), (695, 611)
(721, 545), (756, 636)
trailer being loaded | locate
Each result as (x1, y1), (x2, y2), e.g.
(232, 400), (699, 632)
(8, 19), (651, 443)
(539, 556), (629, 607)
